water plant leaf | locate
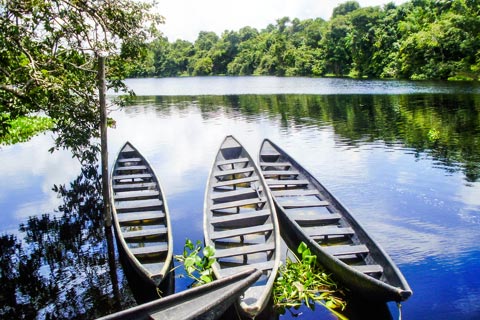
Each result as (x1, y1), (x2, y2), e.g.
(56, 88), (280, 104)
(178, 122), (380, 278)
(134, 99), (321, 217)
(273, 242), (347, 318)
(203, 245), (215, 258)
(174, 238), (217, 287)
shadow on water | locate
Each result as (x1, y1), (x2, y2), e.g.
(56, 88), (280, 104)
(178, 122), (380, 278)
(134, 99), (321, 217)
(342, 295), (393, 320)
(118, 254), (175, 304)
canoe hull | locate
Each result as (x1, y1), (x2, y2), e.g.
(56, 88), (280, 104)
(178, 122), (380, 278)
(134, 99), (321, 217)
(204, 136), (281, 318)
(110, 142), (173, 292)
(259, 139), (412, 302)
(98, 268), (263, 320)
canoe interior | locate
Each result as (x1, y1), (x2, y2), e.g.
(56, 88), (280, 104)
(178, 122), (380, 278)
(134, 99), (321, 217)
(259, 139), (412, 302)
(204, 136), (280, 317)
(111, 142), (172, 286)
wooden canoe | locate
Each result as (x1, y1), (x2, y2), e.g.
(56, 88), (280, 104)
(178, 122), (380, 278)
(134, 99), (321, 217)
(110, 142), (173, 289)
(203, 135), (281, 318)
(259, 139), (412, 302)
(97, 268), (263, 320)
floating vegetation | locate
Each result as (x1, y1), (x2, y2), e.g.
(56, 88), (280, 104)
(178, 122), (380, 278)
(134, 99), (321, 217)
(174, 239), (216, 286)
(273, 242), (347, 319)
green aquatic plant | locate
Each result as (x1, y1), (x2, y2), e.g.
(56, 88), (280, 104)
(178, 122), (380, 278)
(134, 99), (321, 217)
(273, 242), (347, 319)
(174, 239), (216, 286)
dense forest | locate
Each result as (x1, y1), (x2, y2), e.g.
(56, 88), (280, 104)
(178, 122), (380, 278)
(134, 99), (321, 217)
(125, 0), (480, 80)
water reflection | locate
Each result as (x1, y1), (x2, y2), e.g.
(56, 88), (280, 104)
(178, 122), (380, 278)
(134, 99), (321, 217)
(132, 94), (480, 183)
(0, 134), (80, 234)
(122, 77), (480, 96)
(0, 163), (134, 319)
(1, 91), (480, 319)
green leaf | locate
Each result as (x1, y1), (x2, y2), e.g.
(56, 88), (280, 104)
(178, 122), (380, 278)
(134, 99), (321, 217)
(185, 239), (194, 250)
(200, 274), (213, 283)
(203, 245), (215, 258)
(298, 242), (309, 255)
(184, 256), (195, 268)
(194, 255), (202, 266)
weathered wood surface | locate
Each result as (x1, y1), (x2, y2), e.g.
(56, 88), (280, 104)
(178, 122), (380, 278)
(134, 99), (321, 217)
(204, 135), (280, 318)
(97, 269), (262, 320)
(259, 139), (412, 302)
(110, 142), (173, 288)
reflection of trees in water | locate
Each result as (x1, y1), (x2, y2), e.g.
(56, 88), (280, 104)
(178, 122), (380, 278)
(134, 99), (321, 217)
(131, 94), (480, 182)
(0, 164), (134, 319)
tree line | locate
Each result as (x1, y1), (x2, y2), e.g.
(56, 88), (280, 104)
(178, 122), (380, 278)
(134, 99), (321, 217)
(127, 0), (480, 81)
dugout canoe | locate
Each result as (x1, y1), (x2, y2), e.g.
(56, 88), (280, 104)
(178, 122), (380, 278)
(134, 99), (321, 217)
(204, 135), (281, 318)
(110, 142), (173, 289)
(97, 268), (262, 320)
(259, 139), (412, 302)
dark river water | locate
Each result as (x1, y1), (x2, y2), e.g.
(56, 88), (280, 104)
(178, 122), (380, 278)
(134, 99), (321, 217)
(1, 77), (479, 319)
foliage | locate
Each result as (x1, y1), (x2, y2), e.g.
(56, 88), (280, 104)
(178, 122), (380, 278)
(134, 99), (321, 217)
(174, 239), (216, 286)
(127, 0), (480, 81)
(0, 116), (54, 145)
(273, 242), (347, 319)
(0, 0), (163, 162)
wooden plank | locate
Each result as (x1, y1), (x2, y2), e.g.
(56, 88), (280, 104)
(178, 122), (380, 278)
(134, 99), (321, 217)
(114, 190), (159, 201)
(211, 210), (271, 226)
(217, 157), (250, 167)
(213, 176), (258, 188)
(113, 173), (152, 181)
(211, 223), (273, 240)
(130, 244), (168, 256)
(211, 188), (259, 201)
(123, 227), (167, 240)
(281, 200), (330, 209)
(271, 189), (320, 197)
(142, 262), (166, 275)
(115, 165), (147, 171)
(288, 212), (341, 224)
(305, 226), (354, 238)
(322, 244), (369, 256)
(113, 182), (157, 191)
(117, 157), (141, 163)
(115, 199), (163, 212)
(219, 260), (276, 277)
(260, 162), (291, 167)
(210, 197), (266, 211)
(117, 210), (165, 224)
(214, 242), (275, 259)
(266, 179), (309, 186)
(352, 264), (383, 274)
(121, 145), (135, 153)
(262, 170), (299, 176)
(214, 167), (254, 178)
(260, 151), (280, 157)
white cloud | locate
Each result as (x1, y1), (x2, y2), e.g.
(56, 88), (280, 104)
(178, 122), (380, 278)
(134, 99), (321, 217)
(0, 133), (81, 231)
(157, 0), (409, 41)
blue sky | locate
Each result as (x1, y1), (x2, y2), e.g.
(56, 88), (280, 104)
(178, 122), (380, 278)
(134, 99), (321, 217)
(157, 0), (408, 41)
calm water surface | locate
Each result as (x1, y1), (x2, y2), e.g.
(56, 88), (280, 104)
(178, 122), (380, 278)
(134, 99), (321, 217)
(1, 77), (479, 319)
